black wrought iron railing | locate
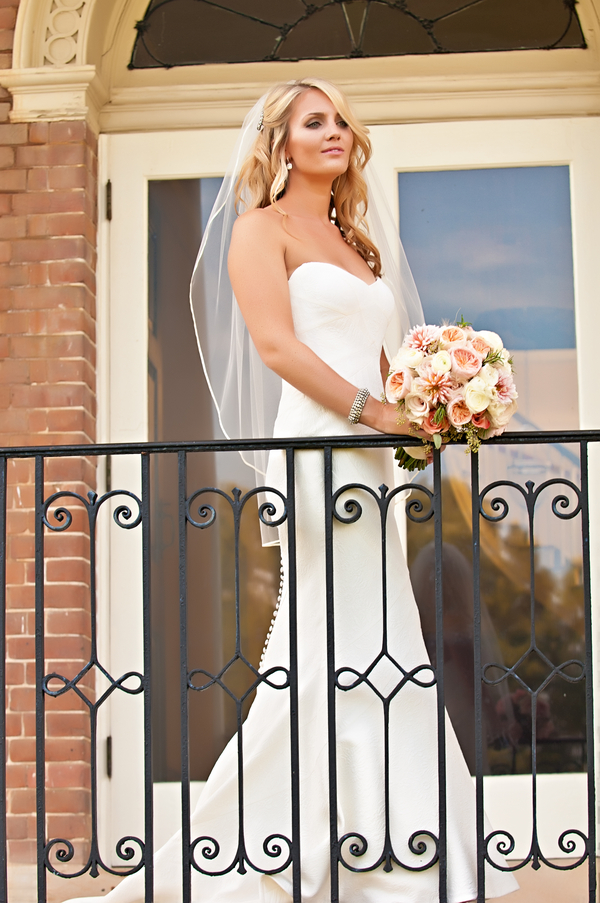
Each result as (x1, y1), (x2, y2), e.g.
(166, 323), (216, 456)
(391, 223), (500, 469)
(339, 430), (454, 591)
(0, 431), (597, 903)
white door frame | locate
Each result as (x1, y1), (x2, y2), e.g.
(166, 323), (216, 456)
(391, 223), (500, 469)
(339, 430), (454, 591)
(98, 117), (600, 863)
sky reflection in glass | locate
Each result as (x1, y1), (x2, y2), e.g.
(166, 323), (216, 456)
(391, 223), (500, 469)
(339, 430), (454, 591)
(398, 166), (575, 350)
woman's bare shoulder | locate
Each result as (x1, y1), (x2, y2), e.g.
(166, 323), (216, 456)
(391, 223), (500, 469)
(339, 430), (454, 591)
(229, 207), (287, 280)
(232, 206), (283, 242)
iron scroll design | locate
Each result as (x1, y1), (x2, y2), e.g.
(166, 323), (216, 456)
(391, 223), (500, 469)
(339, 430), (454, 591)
(181, 477), (297, 884)
(130, 0), (586, 70)
(324, 469), (441, 889)
(476, 475), (591, 875)
(40, 487), (147, 881)
(0, 433), (596, 903)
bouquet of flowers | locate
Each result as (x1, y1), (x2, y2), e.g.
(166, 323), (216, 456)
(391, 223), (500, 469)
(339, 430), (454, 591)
(386, 320), (518, 471)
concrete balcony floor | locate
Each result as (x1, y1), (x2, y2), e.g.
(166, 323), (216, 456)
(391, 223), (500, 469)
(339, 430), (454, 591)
(6, 860), (593, 902)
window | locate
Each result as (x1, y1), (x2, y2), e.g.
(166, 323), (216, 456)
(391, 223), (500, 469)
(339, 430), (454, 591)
(130, 0), (585, 69)
(148, 178), (279, 781)
(399, 165), (583, 776)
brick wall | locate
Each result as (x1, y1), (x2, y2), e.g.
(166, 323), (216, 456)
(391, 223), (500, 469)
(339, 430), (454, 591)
(1, 0), (99, 867)
(0, 1), (18, 73)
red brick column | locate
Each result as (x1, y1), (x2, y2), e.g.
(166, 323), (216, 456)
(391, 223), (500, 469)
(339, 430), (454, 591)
(0, 12), (99, 861)
(0, 1), (18, 73)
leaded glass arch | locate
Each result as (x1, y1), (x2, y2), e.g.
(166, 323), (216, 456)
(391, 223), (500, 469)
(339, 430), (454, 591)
(130, 0), (586, 70)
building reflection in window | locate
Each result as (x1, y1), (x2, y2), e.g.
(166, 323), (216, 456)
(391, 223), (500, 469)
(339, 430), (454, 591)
(400, 166), (585, 775)
(148, 178), (279, 782)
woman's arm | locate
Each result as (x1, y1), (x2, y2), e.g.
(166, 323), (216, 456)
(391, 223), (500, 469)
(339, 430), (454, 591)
(228, 211), (417, 436)
(380, 349), (389, 388)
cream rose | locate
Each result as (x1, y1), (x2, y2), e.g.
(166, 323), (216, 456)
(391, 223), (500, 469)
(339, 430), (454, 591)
(391, 346), (425, 370)
(476, 330), (503, 352)
(385, 367), (412, 402)
(404, 392), (429, 424)
(487, 398), (518, 428)
(479, 363), (499, 387)
(430, 350), (452, 375)
(464, 377), (494, 414)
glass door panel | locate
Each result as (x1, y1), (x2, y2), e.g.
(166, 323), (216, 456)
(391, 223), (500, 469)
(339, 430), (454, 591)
(147, 178), (279, 782)
(398, 165), (584, 778)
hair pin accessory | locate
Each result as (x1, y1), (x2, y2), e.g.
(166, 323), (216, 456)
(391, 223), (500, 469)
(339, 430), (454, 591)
(256, 110), (264, 131)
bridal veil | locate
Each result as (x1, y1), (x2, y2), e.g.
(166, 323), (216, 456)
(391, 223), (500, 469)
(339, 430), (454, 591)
(189, 85), (424, 482)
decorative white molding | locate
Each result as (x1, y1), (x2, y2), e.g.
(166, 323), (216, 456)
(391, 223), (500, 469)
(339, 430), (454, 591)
(43, 0), (93, 67)
(2, 0), (600, 133)
(0, 65), (107, 131)
(2, 65), (600, 135)
(11, 0), (95, 69)
(100, 71), (600, 133)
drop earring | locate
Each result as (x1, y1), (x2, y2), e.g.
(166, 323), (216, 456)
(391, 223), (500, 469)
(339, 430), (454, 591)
(286, 159), (293, 170)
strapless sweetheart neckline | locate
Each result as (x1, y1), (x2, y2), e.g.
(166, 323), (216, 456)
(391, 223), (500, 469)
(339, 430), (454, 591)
(288, 260), (378, 288)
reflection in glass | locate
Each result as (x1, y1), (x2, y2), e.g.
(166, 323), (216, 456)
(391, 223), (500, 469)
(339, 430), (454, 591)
(148, 179), (279, 781)
(399, 166), (585, 775)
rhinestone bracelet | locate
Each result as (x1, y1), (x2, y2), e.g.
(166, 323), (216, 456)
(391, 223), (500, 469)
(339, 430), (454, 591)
(348, 388), (370, 424)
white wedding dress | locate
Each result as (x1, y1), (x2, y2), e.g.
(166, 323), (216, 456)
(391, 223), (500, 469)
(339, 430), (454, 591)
(68, 263), (517, 903)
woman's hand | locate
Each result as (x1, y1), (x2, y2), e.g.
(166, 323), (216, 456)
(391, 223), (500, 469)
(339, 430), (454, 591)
(360, 395), (430, 439)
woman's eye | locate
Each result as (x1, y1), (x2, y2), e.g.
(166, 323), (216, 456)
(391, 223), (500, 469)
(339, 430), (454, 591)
(338, 119), (348, 128)
(306, 120), (321, 128)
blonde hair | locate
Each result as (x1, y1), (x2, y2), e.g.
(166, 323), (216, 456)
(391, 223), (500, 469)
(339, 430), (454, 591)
(235, 78), (382, 278)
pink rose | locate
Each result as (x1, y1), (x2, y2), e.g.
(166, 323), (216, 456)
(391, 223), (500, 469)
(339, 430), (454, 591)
(472, 411), (491, 430)
(422, 409), (449, 435)
(471, 335), (491, 357)
(404, 393), (430, 424)
(451, 346), (483, 379)
(385, 367), (412, 402)
(447, 396), (472, 427)
(439, 325), (465, 347)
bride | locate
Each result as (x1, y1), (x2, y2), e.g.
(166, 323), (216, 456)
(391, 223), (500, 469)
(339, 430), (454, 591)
(67, 79), (518, 903)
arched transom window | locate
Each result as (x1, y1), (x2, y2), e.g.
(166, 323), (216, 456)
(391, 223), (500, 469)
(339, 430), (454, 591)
(130, 0), (586, 69)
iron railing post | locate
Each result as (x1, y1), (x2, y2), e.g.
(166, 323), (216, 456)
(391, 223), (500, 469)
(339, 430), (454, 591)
(324, 446), (340, 903)
(580, 440), (596, 901)
(178, 451), (191, 903)
(141, 453), (154, 902)
(35, 455), (47, 903)
(285, 447), (302, 903)
(471, 450), (486, 903)
(432, 448), (447, 903)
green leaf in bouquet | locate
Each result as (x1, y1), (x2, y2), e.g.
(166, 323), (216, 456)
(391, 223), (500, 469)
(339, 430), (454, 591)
(483, 349), (505, 366)
(433, 404), (447, 425)
(433, 433), (442, 449)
